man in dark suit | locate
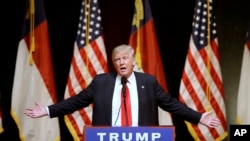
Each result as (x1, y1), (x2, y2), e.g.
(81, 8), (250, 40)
(24, 44), (220, 128)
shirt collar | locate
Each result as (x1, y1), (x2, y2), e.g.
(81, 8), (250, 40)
(118, 72), (135, 84)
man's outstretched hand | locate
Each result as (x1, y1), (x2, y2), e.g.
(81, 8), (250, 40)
(200, 111), (221, 128)
(24, 102), (48, 118)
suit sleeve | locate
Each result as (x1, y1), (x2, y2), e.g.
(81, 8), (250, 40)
(48, 80), (95, 118)
(154, 77), (202, 124)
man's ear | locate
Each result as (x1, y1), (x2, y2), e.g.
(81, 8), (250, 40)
(133, 60), (136, 66)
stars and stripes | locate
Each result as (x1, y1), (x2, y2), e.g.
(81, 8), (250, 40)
(192, 0), (217, 49)
(76, 0), (102, 47)
(63, 0), (108, 140)
(179, 0), (228, 140)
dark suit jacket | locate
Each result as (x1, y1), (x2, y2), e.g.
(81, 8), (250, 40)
(49, 71), (202, 126)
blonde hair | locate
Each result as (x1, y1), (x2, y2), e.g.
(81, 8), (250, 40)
(112, 44), (135, 61)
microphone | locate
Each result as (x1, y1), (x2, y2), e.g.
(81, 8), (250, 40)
(121, 76), (127, 96)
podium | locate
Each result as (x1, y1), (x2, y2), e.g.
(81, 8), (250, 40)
(83, 126), (175, 141)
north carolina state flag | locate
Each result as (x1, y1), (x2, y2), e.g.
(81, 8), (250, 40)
(129, 0), (172, 125)
(236, 25), (250, 124)
(11, 0), (60, 140)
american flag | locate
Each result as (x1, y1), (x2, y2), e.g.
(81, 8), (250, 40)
(236, 25), (250, 124)
(63, 0), (108, 140)
(179, 0), (228, 140)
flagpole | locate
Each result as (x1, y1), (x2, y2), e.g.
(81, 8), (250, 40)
(206, 0), (211, 111)
(85, 0), (90, 86)
(134, 0), (143, 69)
(29, 0), (35, 65)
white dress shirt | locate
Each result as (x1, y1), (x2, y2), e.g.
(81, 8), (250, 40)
(111, 72), (139, 126)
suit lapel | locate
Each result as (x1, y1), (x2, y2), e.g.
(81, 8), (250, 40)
(104, 73), (116, 125)
(134, 72), (145, 125)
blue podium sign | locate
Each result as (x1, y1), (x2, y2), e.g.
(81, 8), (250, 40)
(84, 126), (175, 141)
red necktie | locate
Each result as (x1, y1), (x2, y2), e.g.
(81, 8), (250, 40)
(121, 85), (132, 126)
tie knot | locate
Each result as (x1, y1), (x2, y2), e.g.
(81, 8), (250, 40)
(121, 76), (127, 85)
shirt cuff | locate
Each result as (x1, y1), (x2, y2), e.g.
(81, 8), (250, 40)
(46, 106), (50, 117)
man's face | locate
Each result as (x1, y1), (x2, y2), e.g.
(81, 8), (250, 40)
(113, 51), (135, 77)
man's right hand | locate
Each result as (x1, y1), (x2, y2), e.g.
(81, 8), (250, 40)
(24, 102), (48, 118)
